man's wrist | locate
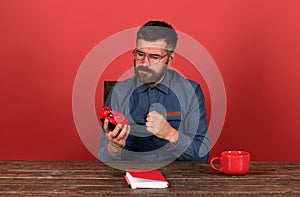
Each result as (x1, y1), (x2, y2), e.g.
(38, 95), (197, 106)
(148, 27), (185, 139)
(169, 139), (178, 147)
(107, 141), (122, 156)
(168, 128), (179, 148)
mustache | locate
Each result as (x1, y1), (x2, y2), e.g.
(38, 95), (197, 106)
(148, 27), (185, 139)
(135, 66), (154, 73)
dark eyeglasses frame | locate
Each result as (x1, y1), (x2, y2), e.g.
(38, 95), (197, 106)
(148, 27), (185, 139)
(132, 49), (173, 63)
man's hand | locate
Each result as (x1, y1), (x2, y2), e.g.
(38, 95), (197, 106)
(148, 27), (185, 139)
(146, 111), (179, 146)
(103, 119), (130, 156)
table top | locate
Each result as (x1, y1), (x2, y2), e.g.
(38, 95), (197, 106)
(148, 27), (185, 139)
(0, 160), (299, 196)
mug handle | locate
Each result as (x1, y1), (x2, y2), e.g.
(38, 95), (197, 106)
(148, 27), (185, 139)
(210, 157), (223, 172)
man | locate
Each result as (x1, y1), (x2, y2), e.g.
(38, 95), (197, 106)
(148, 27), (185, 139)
(98, 21), (210, 162)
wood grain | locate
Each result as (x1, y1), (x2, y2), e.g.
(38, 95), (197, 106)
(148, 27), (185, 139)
(0, 161), (299, 196)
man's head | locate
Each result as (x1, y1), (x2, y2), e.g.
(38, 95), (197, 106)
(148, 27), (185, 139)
(134, 21), (178, 85)
(136, 21), (178, 51)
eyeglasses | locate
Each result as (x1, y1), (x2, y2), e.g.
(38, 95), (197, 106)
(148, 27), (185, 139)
(132, 49), (172, 63)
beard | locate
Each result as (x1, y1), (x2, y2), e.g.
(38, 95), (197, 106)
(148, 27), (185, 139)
(134, 62), (167, 85)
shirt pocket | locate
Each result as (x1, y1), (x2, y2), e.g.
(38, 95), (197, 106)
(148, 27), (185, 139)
(166, 112), (181, 130)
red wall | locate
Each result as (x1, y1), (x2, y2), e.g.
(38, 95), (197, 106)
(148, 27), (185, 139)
(1, 0), (300, 161)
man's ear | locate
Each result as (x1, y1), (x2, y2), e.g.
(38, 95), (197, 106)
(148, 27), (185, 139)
(168, 52), (176, 64)
(170, 52), (175, 59)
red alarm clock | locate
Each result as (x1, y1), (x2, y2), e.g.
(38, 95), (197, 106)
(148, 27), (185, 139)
(100, 106), (128, 131)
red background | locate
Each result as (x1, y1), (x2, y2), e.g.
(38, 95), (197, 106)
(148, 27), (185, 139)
(1, 0), (300, 161)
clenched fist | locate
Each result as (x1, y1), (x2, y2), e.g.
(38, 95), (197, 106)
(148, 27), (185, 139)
(146, 111), (179, 145)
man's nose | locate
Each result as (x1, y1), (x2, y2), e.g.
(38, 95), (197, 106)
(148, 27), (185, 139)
(141, 55), (151, 66)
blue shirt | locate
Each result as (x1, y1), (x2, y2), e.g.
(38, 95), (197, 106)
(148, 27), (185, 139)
(98, 69), (210, 162)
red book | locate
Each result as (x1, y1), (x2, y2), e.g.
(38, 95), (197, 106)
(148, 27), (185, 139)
(124, 169), (169, 189)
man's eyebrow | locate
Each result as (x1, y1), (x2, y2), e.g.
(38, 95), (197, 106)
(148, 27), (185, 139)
(135, 49), (161, 56)
(135, 49), (144, 53)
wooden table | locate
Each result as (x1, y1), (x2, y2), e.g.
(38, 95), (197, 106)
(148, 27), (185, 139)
(0, 161), (299, 196)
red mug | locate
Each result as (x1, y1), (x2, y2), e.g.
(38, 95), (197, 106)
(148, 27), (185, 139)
(210, 150), (250, 175)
